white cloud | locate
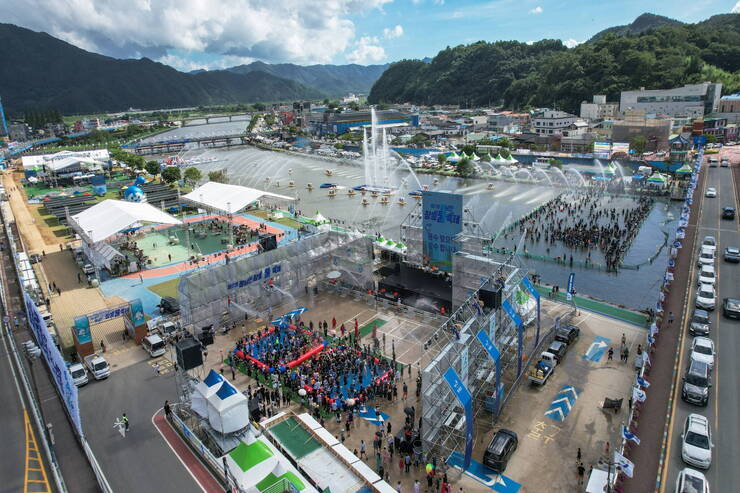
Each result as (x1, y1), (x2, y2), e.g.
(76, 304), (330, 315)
(529, 6), (543, 14)
(346, 36), (386, 64)
(562, 38), (585, 48)
(732, 1), (740, 13)
(0, 0), (394, 65)
(157, 54), (256, 72)
(525, 40), (534, 45)
(383, 25), (404, 39)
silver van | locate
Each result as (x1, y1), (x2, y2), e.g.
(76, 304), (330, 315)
(142, 334), (166, 358)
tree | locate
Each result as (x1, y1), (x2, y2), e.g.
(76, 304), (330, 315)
(183, 167), (202, 186)
(208, 169), (228, 184)
(456, 158), (475, 177)
(481, 153), (491, 162)
(334, 143), (345, 149)
(548, 158), (563, 169)
(496, 137), (511, 149)
(437, 153), (447, 164)
(500, 148), (511, 159)
(161, 166), (181, 184)
(252, 102), (266, 111)
(630, 136), (648, 155)
(145, 160), (161, 177)
(461, 144), (476, 156)
(704, 134), (717, 144)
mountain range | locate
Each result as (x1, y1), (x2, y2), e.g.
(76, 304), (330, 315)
(368, 13), (740, 113)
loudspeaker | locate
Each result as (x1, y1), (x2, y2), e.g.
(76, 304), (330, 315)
(258, 233), (277, 252)
(175, 338), (203, 371)
(198, 331), (214, 346)
(479, 288), (502, 309)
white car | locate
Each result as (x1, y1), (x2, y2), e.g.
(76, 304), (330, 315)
(696, 265), (716, 288)
(701, 236), (716, 250)
(675, 467), (710, 493)
(697, 246), (715, 268)
(695, 284), (716, 311)
(681, 414), (713, 469)
(690, 337), (715, 369)
(705, 187), (717, 197)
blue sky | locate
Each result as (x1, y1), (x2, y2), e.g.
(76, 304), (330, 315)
(0, 0), (738, 71)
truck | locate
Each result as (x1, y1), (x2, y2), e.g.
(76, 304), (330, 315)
(84, 353), (111, 380)
(67, 362), (89, 387)
(528, 352), (558, 386)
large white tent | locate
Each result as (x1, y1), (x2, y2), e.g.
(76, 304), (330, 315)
(69, 199), (182, 243)
(182, 182), (295, 214)
(206, 380), (249, 433)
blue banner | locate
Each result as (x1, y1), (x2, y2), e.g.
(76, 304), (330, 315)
(73, 316), (92, 344)
(567, 272), (575, 294)
(422, 192), (463, 272)
(476, 329), (500, 362)
(443, 367), (474, 470)
(521, 277), (540, 301)
(24, 292), (82, 435)
(87, 305), (130, 324)
(129, 299), (146, 327)
(502, 299), (522, 328)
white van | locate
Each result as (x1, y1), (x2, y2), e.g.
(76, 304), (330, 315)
(142, 334), (166, 358)
(708, 157), (718, 167)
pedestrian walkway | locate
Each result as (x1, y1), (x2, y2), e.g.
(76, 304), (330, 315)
(535, 285), (649, 326)
(24, 411), (52, 493)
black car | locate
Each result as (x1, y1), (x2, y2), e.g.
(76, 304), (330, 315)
(546, 341), (568, 362)
(722, 207), (736, 220)
(723, 298), (740, 319)
(724, 246), (740, 263)
(158, 296), (180, 314)
(555, 324), (580, 346)
(29, 253), (42, 264)
(483, 429), (518, 473)
(689, 309), (711, 336)
(681, 360), (711, 406)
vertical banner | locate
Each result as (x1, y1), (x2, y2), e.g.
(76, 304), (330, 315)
(422, 192), (463, 272)
(476, 329), (501, 416)
(128, 299), (145, 327)
(488, 312), (497, 342)
(443, 368), (474, 470)
(73, 315), (92, 344)
(521, 277), (541, 345)
(502, 299), (524, 376)
(24, 292), (83, 435)
(566, 272), (576, 301)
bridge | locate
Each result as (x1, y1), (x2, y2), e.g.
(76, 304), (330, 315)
(125, 132), (250, 155)
(177, 113), (251, 127)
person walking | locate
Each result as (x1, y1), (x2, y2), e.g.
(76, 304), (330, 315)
(607, 347), (614, 361)
(403, 382), (408, 400)
(577, 462), (585, 486)
(667, 311), (674, 327)
(396, 481), (402, 493)
(164, 400), (171, 418)
(360, 440), (367, 460)
(414, 479), (421, 493)
(122, 413), (130, 432)
(404, 454), (411, 473)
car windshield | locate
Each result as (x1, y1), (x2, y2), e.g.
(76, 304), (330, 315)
(699, 290), (712, 298)
(700, 253), (712, 259)
(681, 474), (706, 493)
(685, 431), (709, 449)
(701, 271), (714, 278)
(152, 341), (165, 351)
(686, 374), (707, 387)
(94, 362), (108, 371)
(728, 248), (739, 254)
(694, 345), (712, 355)
(692, 313), (709, 324)
(71, 369), (85, 378)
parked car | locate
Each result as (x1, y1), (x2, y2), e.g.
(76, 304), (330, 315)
(527, 352), (557, 386)
(67, 362), (88, 387)
(142, 334), (167, 358)
(701, 236), (716, 251)
(83, 353), (111, 380)
(696, 265), (716, 288)
(722, 297), (740, 319)
(675, 468), (710, 493)
(723, 246), (740, 263)
(722, 207), (735, 220)
(681, 360), (711, 406)
(704, 187), (717, 198)
(681, 414), (713, 470)
(720, 158), (729, 167)
(158, 296), (180, 314)
(546, 341), (568, 363)
(695, 284), (716, 311)
(554, 324), (580, 345)
(690, 337), (715, 370)
(482, 429), (518, 473)
(689, 309), (711, 336)
(696, 246), (715, 268)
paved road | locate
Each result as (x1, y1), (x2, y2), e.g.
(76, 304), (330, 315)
(0, 322), (29, 493)
(78, 352), (203, 493)
(661, 161), (739, 492)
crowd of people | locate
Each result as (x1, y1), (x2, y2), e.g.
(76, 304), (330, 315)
(501, 191), (655, 271)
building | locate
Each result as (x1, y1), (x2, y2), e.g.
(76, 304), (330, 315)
(668, 134), (691, 162)
(488, 112), (530, 133)
(619, 82), (722, 118)
(716, 93), (740, 122)
(8, 122), (30, 142)
(559, 133), (596, 153)
(611, 110), (671, 152)
(532, 110), (579, 136)
(310, 110), (419, 135)
(580, 95), (619, 121)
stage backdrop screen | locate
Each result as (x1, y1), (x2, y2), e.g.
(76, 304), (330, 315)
(422, 191), (463, 272)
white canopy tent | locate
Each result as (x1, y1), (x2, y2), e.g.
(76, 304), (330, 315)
(182, 182), (295, 214)
(69, 199), (182, 244)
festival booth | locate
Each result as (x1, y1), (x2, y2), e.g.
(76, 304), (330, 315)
(191, 369), (225, 419)
(182, 182), (295, 214)
(68, 199), (182, 274)
(206, 380), (250, 434)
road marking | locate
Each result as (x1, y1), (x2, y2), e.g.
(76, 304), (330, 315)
(582, 336), (610, 362)
(545, 385), (580, 421)
(24, 411), (51, 493)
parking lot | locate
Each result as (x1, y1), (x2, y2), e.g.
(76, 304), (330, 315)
(474, 302), (646, 492)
